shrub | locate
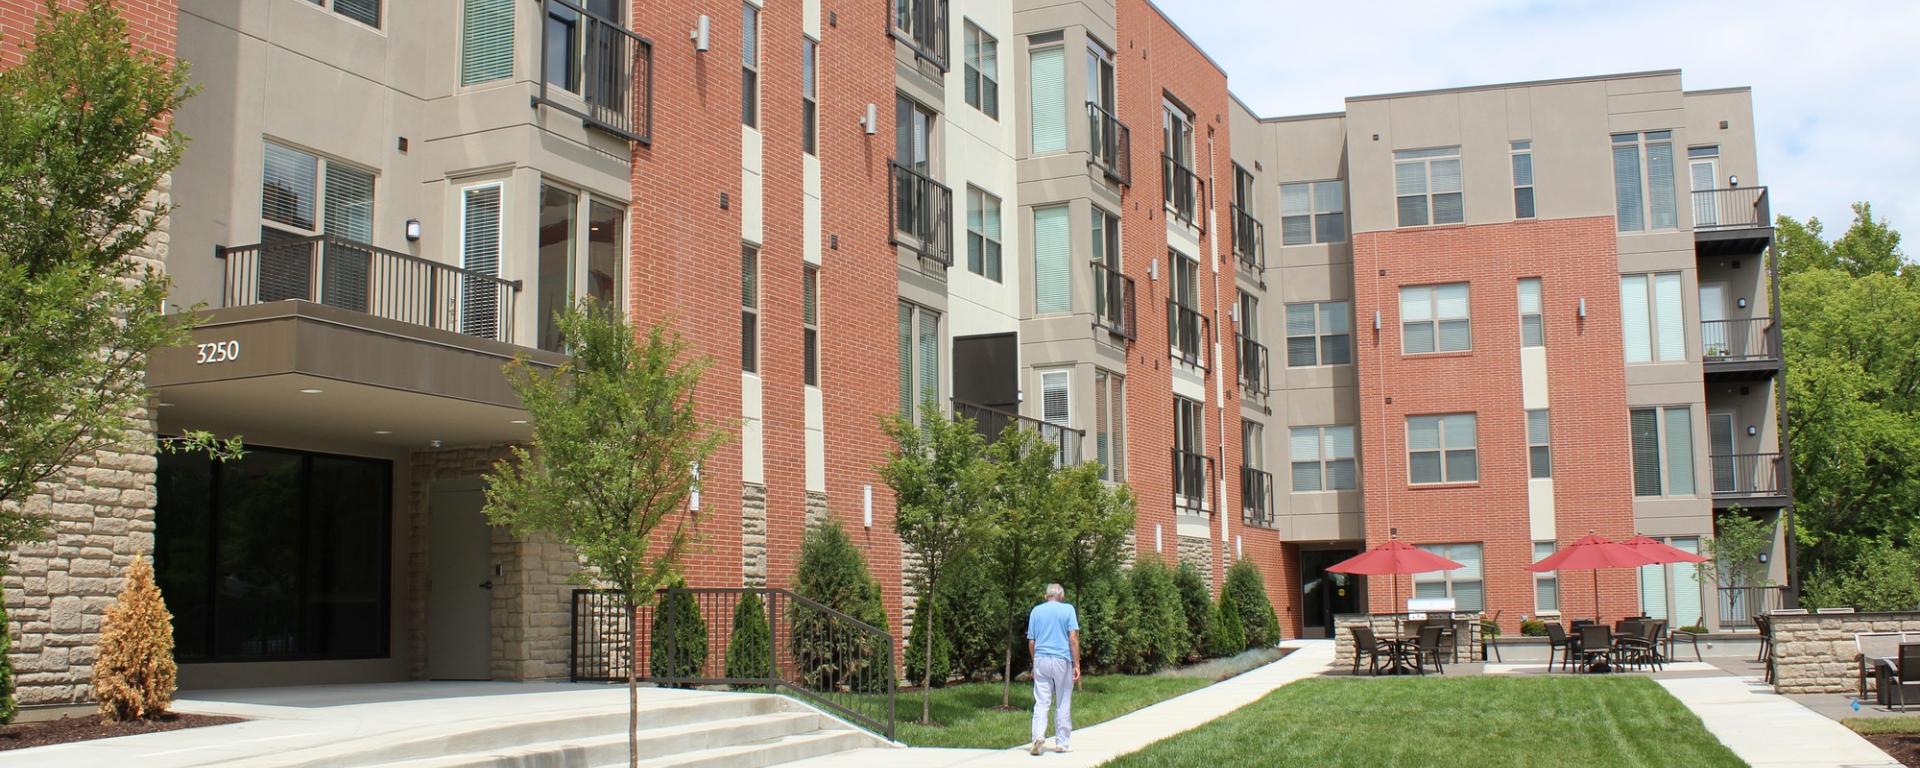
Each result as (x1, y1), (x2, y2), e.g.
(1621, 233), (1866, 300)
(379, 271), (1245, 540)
(648, 579), (708, 683)
(1677, 625), (1709, 635)
(1803, 540), (1920, 612)
(1, 566), (14, 725)
(937, 554), (1004, 682)
(725, 591), (772, 686)
(791, 519), (891, 692)
(1173, 562), (1214, 662)
(1520, 619), (1548, 637)
(1207, 595), (1246, 658)
(1221, 560), (1281, 650)
(93, 556), (176, 721)
(1128, 560), (1190, 672)
(1075, 574), (1123, 674)
(904, 596), (952, 688)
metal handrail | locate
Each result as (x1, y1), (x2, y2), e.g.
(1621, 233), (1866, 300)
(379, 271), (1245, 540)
(1711, 452), (1786, 497)
(952, 398), (1084, 467)
(1241, 466), (1275, 529)
(216, 234), (521, 343)
(889, 160), (954, 266)
(1238, 334), (1270, 397)
(1717, 585), (1786, 630)
(1691, 186), (1769, 230)
(1091, 260), (1135, 341)
(1167, 297), (1211, 372)
(535, 0), (652, 143)
(1172, 448), (1215, 514)
(1086, 102), (1130, 185)
(1163, 153), (1202, 228)
(1231, 202), (1263, 273)
(888, 0), (948, 71)
(1700, 317), (1780, 362)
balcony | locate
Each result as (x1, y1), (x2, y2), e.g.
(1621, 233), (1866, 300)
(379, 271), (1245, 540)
(1167, 298), (1211, 372)
(217, 235), (520, 343)
(1702, 316), (1781, 379)
(890, 160), (954, 266)
(1237, 335), (1270, 400)
(1711, 452), (1789, 507)
(1091, 261), (1136, 341)
(889, 0), (948, 71)
(1173, 448), (1215, 516)
(1241, 466), (1274, 529)
(1717, 585), (1787, 630)
(1163, 154), (1201, 229)
(1692, 186), (1771, 256)
(1231, 203), (1264, 275)
(952, 399), (1083, 467)
(536, 0), (653, 143)
(1086, 102), (1130, 185)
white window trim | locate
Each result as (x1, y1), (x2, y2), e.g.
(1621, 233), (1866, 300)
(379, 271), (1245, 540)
(1038, 368), (1072, 427)
(1631, 404), (1698, 498)
(1394, 146), (1462, 228)
(1407, 413), (1478, 486)
(1290, 425), (1356, 493)
(1279, 179), (1347, 246)
(1400, 283), (1472, 355)
(1533, 541), (1560, 615)
(1511, 140), (1535, 219)
(1285, 300), (1352, 368)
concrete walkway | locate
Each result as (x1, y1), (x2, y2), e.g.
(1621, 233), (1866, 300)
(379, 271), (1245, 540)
(1658, 673), (1902, 768)
(786, 639), (1336, 767)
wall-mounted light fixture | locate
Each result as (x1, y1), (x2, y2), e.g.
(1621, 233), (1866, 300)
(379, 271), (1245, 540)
(691, 15), (710, 51)
(1149, 258), (1160, 281)
(689, 463), (701, 511)
(1758, 552), (1769, 564)
(1372, 310), (1382, 331)
(1578, 298), (1588, 318)
(859, 103), (878, 135)
(404, 218), (422, 242)
(863, 484), (873, 528)
(1155, 524), (1163, 553)
(1737, 297), (1749, 309)
(1729, 174), (1740, 187)
(1747, 425), (1759, 437)
(1229, 304), (1241, 323)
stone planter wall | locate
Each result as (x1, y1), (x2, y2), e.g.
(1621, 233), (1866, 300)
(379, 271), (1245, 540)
(1770, 612), (1920, 694)
(1333, 613), (1484, 670)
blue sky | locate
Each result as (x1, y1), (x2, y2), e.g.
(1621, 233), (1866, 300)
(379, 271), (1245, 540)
(1152, 0), (1918, 242)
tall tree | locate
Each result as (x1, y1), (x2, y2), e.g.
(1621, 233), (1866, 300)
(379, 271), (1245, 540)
(1053, 460), (1134, 602)
(980, 426), (1074, 708)
(880, 403), (994, 725)
(483, 302), (724, 768)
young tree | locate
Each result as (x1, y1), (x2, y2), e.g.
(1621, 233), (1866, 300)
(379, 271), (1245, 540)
(0, 0), (239, 552)
(93, 555), (176, 721)
(1698, 508), (1775, 590)
(1053, 461), (1135, 602)
(980, 426), (1072, 708)
(724, 590), (772, 688)
(482, 302), (723, 768)
(881, 403), (994, 724)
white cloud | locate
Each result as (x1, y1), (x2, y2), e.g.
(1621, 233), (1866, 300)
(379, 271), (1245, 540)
(1153, 0), (1920, 238)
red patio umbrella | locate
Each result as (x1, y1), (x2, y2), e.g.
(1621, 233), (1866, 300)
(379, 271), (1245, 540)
(1529, 533), (1659, 622)
(1327, 538), (1464, 618)
(1623, 534), (1709, 565)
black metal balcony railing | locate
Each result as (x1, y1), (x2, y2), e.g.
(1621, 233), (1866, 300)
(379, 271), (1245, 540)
(1091, 261), (1135, 341)
(1241, 466), (1275, 529)
(951, 399), (1084, 467)
(889, 0), (948, 70)
(1086, 102), (1130, 185)
(1700, 317), (1780, 362)
(537, 0), (652, 144)
(889, 160), (954, 266)
(1238, 335), (1270, 398)
(1163, 154), (1201, 228)
(1691, 186), (1769, 230)
(217, 235), (521, 343)
(1231, 202), (1264, 273)
(1167, 298), (1211, 372)
(1172, 448), (1215, 514)
(1711, 452), (1786, 498)
(1716, 585), (1787, 630)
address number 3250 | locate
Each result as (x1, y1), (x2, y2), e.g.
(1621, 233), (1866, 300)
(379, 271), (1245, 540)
(195, 340), (240, 365)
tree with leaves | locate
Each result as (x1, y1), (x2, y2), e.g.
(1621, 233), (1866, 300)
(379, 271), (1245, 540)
(482, 302), (723, 768)
(1698, 507), (1775, 591)
(979, 426), (1077, 708)
(1053, 461), (1135, 603)
(881, 403), (994, 724)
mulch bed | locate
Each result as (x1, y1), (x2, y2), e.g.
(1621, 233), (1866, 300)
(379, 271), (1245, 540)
(1865, 734), (1920, 767)
(0, 712), (243, 751)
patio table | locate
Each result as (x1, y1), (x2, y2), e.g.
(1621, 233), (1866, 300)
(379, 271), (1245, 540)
(1377, 637), (1421, 675)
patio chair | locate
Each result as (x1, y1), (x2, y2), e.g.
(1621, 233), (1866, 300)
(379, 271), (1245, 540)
(1412, 624), (1446, 675)
(1614, 620), (1662, 672)
(1669, 617), (1704, 663)
(1857, 632), (1907, 702)
(1754, 614), (1772, 663)
(1576, 624), (1613, 673)
(1350, 626), (1389, 676)
(1894, 643), (1920, 712)
(1545, 622), (1573, 673)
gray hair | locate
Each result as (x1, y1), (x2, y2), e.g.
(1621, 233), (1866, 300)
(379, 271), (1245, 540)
(1045, 583), (1066, 601)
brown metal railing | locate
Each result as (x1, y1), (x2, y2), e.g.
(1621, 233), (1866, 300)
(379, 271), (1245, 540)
(889, 160), (954, 266)
(1691, 186), (1769, 230)
(536, 0), (652, 143)
(1712, 452), (1786, 498)
(1717, 585), (1787, 630)
(1163, 153), (1202, 228)
(217, 235), (520, 343)
(1087, 102), (1130, 185)
(1231, 202), (1264, 273)
(952, 399), (1084, 467)
(1700, 317), (1780, 362)
(1092, 261), (1135, 341)
(1167, 298), (1211, 372)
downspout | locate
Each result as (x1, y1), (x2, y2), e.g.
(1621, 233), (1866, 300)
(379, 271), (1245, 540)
(1767, 235), (1800, 608)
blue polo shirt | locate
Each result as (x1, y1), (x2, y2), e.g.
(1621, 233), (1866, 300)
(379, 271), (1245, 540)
(1027, 601), (1080, 661)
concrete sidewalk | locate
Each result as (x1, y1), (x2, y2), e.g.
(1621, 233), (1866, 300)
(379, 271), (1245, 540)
(786, 639), (1336, 767)
(1658, 673), (1902, 768)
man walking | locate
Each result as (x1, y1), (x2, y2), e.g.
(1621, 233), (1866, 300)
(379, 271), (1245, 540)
(1027, 583), (1080, 756)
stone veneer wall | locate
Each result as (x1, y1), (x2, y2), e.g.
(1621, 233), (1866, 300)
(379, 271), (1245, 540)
(1333, 613), (1484, 670)
(741, 483), (768, 588)
(1770, 612), (1920, 694)
(1178, 535), (1213, 590)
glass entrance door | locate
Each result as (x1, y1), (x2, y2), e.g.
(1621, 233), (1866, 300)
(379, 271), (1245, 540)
(1300, 549), (1362, 639)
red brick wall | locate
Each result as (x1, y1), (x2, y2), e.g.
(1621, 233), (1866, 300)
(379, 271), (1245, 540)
(0, 0), (176, 68)
(1350, 216), (1637, 629)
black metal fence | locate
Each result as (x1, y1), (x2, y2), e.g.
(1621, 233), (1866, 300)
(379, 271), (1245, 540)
(570, 587), (897, 740)
(536, 0), (652, 143)
(1238, 335), (1270, 399)
(1231, 202), (1264, 273)
(951, 399), (1084, 467)
(1712, 452), (1786, 498)
(1163, 154), (1202, 228)
(1691, 186), (1769, 230)
(1241, 466), (1274, 529)
(1717, 585), (1787, 630)
(217, 235), (520, 343)
(1700, 317), (1779, 362)
(889, 0), (948, 70)
(1168, 298), (1211, 371)
(1087, 102), (1130, 185)
(889, 160), (954, 266)
(1172, 448), (1215, 515)
(1092, 261), (1135, 341)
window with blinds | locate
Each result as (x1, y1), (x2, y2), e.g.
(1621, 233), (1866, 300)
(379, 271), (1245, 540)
(741, 245), (759, 373)
(1028, 44), (1066, 153)
(1511, 140), (1535, 219)
(1527, 409), (1551, 479)
(1408, 413), (1476, 484)
(964, 23), (998, 118)
(741, 3), (759, 128)
(1613, 131), (1677, 232)
(898, 302), (940, 422)
(1285, 301), (1351, 367)
(459, 184), (503, 339)
(1413, 543), (1483, 610)
(1290, 425), (1355, 492)
(1280, 180), (1345, 245)
(262, 142), (319, 234)
(461, 0), (514, 85)
(1040, 369), (1070, 426)
(1394, 147), (1462, 227)
(315, 0), (380, 28)
(1534, 541), (1559, 613)
(1639, 536), (1701, 623)
(1631, 405), (1696, 496)
(802, 37), (818, 154)
(1401, 283), (1470, 354)
(1094, 369), (1124, 481)
(1620, 272), (1685, 363)
(803, 265), (820, 386)
(966, 186), (1002, 281)
(1033, 205), (1071, 314)
(1518, 278), (1544, 348)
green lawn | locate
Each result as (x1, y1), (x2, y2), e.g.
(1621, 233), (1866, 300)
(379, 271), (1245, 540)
(895, 674), (1208, 748)
(1844, 716), (1920, 735)
(1107, 676), (1743, 768)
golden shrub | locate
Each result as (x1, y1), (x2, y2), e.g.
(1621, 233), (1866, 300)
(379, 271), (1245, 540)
(92, 555), (177, 721)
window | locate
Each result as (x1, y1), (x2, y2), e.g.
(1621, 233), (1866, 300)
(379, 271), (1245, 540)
(1029, 42), (1065, 153)
(803, 265), (820, 386)
(1290, 426), (1356, 492)
(1612, 131), (1678, 232)
(542, 1), (584, 91)
(156, 446), (390, 662)
(1511, 140), (1535, 219)
(458, 184), (503, 339)
(1408, 414), (1477, 484)
(890, 0), (948, 67)
(1243, 420), (1265, 471)
(895, 94), (936, 173)
(801, 37), (818, 154)
(1040, 369), (1070, 426)
(1620, 272), (1685, 363)
(1169, 250), (1203, 365)
(963, 23), (998, 118)
(260, 141), (375, 310)
(536, 185), (578, 352)
(1033, 205), (1071, 313)
(1689, 145), (1721, 225)
(1413, 543), (1483, 611)
(1280, 181), (1345, 245)
(966, 186), (1002, 281)
(1518, 278), (1544, 348)
(586, 200), (621, 309)
(1091, 207), (1123, 330)
(1534, 541), (1559, 613)
(461, 0), (514, 85)
(741, 3), (759, 127)
(1238, 294), (1266, 393)
(1174, 396), (1205, 507)
(313, 0), (379, 28)
(741, 245), (759, 373)
(1394, 147), (1462, 227)
(1527, 409), (1551, 479)
(1163, 104), (1196, 224)
(1094, 369), (1125, 481)
(1285, 301), (1351, 367)
(1400, 283), (1470, 354)
(1639, 536), (1702, 623)
(898, 302), (940, 420)
(1631, 406), (1696, 496)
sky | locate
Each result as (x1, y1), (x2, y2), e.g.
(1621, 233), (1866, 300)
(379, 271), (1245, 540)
(1151, 0), (1919, 243)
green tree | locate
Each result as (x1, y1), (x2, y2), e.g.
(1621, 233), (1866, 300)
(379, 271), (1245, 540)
(1054, 461), (1136, 602)
(1207, 594), (1246, 658)
(648, 578), (708, 684)
(980, 426), (1073, 707)
(0, 0), (240, 553)
(1221, 560), (1281, 649)
(1128, 560), (1190, 672)
(482, 302), (723, 768)
(903, 595), (951, 689)
(790, 519), (890, 693)
(1803, 538), (1920, 612)
(1698, 508), (1775, 590)
(880, 403), (993, 723)
(724, 591), (771, 688)
(1, 566), (14, 724)
(938, 552), (1007, 682)
(1173, 562), (1213, 663)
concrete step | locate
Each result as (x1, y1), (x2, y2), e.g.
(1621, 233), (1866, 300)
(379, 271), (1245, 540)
(390, 711), (834, 768)
(630, 728), (875, 768)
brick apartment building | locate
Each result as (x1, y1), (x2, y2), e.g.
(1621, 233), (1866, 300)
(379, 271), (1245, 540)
(2, 0), (1790, 712)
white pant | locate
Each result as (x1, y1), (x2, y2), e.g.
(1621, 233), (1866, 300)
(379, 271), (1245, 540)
(1031, 656), (1073, 747)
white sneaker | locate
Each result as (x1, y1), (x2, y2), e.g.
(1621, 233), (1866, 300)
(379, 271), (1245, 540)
(1030, 739), (1045, 756)
(1055, 743), (1073, 753)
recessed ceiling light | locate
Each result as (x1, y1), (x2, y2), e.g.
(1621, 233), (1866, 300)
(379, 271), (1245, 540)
(373, 430), (392, 435)
(299, 388), (324, 394)
(510, 419), (528, 425)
